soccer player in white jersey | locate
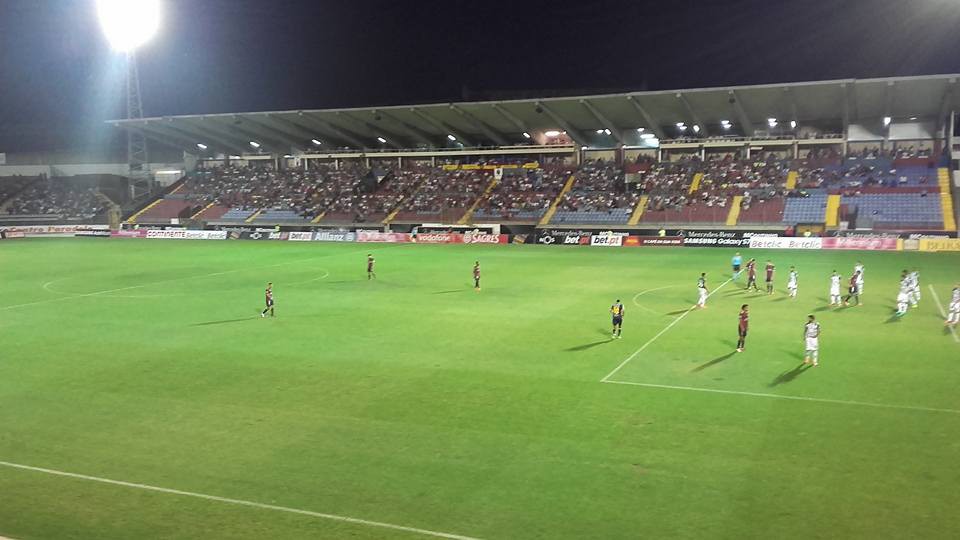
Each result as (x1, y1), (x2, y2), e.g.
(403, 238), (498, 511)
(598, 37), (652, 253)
(786, 266), (798, 298)
(854, 262), (865, 298)
(803, 315), (821, 366)
(697, 272), (709, 308)
(829, 271), (842, 306)
(946, 284), (960, 327)
(896, 288), (910, 317)
(908, 268), (921, 308)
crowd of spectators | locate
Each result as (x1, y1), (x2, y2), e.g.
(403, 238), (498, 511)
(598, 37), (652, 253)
(2, 177), (105, 218)
(558, 160), (639, 212)
(479, 168), (568, 218)
(400, 170), (489, 215)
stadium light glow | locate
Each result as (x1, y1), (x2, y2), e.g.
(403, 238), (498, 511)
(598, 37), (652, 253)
(196, 143), (207, 150)
(96, 0), (162, 52)
(595, 129), (604, 134)
(767, 118), (778, 128)
(720, 120), (732, 129)
(377, 136), (387, 143)
(675, 122), (685, 128)
(883, 116), (892, 127)
(790, 120), (797, 129)
(636, 127), (645, 132)
(603, 128), (611, 136)
(522, 132), (531, 139)
(640, 133), (656, 139)
(692, 124), (701, 133)
(909, 116), (917, 120)
(311, 138), (322, 145)
(249, 141), (261, 148)
(544, 130), (561, 137)
(447, 134), (457, 141)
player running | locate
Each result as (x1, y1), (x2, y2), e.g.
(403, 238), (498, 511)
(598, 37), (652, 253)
(473, 261), (481, 291)
(842, 271), (861, 306)
(829, 271), (842, 306)
(745, 259), (759, 291)
(854, 261), (865, 299)
(736, 304), (749, 352)
(908, 268), (921, 308)
(946, 284), (960, 327)
(732, 252), (743, 279)
(786, 266), (798, 298)
(261, 282), (275, 318)
(896, 287), (910, 318)
(367, 254), (376, 280)
(610, 299), (624, 339)
(765, 260), (776, 295)
(697, 272), (709, 308)
(803, 315), (821, 366)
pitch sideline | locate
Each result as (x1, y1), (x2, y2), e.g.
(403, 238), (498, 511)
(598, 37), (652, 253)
(0, 460), (481, 540)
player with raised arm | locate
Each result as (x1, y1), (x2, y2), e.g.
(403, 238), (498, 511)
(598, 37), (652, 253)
(473, 261), (481, 291)
(829, 271), (842, 306)
(787, 266), (798, 298)
(803, 315), (821, 366)
(367, 254), (376, 280)
(610, 299), (624, 339)
(765, 260), (776, 295)
(843, 271), (861, 306)
(697, 272), (709, 308)
(261, 282), (275, 318)
(945, 284), (960, 327)
(745, 259), (759, 291)
(736, 304), (749, 352)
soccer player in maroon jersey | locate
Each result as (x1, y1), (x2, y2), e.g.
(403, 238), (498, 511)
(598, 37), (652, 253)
(842, 271), (861, 306)
(736, 304), (749, 352)
(261, 282), (275, 318)
(744, 258), (759, 291)
(367, 254), (376, 280)
(764, 260), (776, 294)
(473, 261), (481, 291)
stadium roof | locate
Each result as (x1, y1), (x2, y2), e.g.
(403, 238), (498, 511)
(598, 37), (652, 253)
(111, 74), (960, 155)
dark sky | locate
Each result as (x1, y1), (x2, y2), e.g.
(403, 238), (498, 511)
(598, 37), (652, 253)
(3, 0), (960, 151)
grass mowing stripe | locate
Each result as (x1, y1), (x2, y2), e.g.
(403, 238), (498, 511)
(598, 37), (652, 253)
(0, 461), (482, 540)
(601, 276), (735, 382)
(928, 285), (959, 343)
(601, 380), (960, 415)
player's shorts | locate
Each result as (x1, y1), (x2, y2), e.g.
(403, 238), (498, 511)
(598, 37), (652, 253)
(265, 298), (274, 307)
(766, 277), (773, 283)
(367, 266), (374, 272)
(733, 264), (741, 272)
(830, 288), (840, 296)
(788, 283), (797, 290)
(849, 286), (858, 295)
(612, 316), (623, 326)
(805, 337), (819, 351)
(738, 327), (748, 337)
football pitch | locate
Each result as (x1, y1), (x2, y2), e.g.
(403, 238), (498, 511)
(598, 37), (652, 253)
(1, 238), (958, 539)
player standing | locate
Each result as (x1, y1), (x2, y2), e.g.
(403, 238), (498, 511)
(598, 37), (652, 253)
(697, 272), (709, 308)
(829, 271), (842, 306)
(765, 260), (776, 295)
(473, 261), (481, 291)
(367, 254), (376, 280)
(745, 259), (759, 291)
(261, 282), (275, 318)
(786, 266), (798, 298)
(610, 299), (624, 339)
(946, 284), (960, 326)
(803, 315), (821, 366)
(908, 268), (921, 308)
(732, 252), (743, 279)
(736, 304), (749, 352)
(854, 261), (865, 299)
(842, 271), (861, 306)
(896, 288), (910, 318)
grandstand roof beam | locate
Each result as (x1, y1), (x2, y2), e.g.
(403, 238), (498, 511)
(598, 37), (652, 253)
(264, 114), (332, 149)
(237, 115), (307, 152)
(675, 93), (709, 137)
(841, 82), (858, 134)
(122, 122), (201, 154)
(449, 105), (508, 146)
(186, 117), (287, 153)
(373, 110), (435, 146)
(936, 78), (957, 134)
(580, 99), (623, 143)
(782, 87), (799, 129)
(294, 112), (369, 149)
(623, 95), (664, 139)
(336, 112), (405, 149)
(535, 101), (587, 146)
(161, 120), (251, 155)
(490, 103), (533, 137)
(727, 90), (754, 136)
(883, 81), (894, 120)
(410, 108), (475, 147)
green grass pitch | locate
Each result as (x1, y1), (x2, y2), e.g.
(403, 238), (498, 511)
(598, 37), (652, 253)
(1, 238), (959, 539)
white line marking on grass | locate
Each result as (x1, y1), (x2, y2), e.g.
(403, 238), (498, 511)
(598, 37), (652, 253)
(631, 285), (675, 315)
(0, 460), (481, 540)
(601, 276), (735, 382)
(601, 380), (960, 415)
(929, 285), (959, 343)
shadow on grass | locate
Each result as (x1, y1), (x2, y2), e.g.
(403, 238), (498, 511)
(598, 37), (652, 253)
(191, 316), (258, 326)
(885, 313), (904, 324)
(431, 289), (463, 294)
(768, 363), (812, 387)
(691, 352), (736, 372)
(565, 339), (612, 352)
(812, 305), (832, 312)
(665, 308), (692, 316)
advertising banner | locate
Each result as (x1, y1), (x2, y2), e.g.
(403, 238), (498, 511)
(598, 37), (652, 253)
(234, 231), (288, 241)
(462, 231), (508, 244)
(111, 229), (147, 238)
(821, 237), (900, 251)
(356, 231), (411, 243)
(75, 227), (111, 237)
(918, 238), (960, 252)
(3, 231), (25, 238)
(678, 230), (773, 247)
(536, 231), (591, 245)
(590, 233), (624, 247)
(624, 236), (684, 247)
(288, 231), (314, 241)
(146, 229), (227, 240)
(748, 236), (823, 250)
(412, 232), (461, 244)
(0, 224), (109, 237)
(313, 231), (357, 242)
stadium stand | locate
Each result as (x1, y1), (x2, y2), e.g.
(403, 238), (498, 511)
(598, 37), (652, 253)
(1, 176), (107, 220)
(476, 167), (569, 222)
(550, 160), (639, 225)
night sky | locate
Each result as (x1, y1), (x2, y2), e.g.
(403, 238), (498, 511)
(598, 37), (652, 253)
(3, 0), (960, 151)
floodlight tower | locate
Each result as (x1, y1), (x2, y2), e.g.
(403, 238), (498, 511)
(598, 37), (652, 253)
(97, 0), (161, 197)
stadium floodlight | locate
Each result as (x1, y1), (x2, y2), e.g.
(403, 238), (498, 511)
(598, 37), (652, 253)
(790, 120), (797, 129)
(603, 128), (611, 135)
(882, 116), (892, 127)
(311, 138), (322, 145)
(640, 132), (656, 139)
(196, 143), (207, 150)
(377, 136), (387, 143)
(249, 141), (261, 149)
(675, 122), (685, 128)
(692, 125), (701, 134)
(636, 127), (645, 132)
(581, 145), (589, 150)
(96, 0), (162, 52)
(595, 129), (604, 134)
(909, 116), (917, 120)
(767, 118), (778, 128)
(522, 132), (531, 139)
(544, 130), (561, 137)
(720, 120), (732, 129)
(447, 134), (457, 141)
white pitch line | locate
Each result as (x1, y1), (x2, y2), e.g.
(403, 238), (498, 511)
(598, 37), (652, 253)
(632, 285), (675, 315)
(601, 380), (960, 415)
(601, 276), (735, 382)
(0, 460), (481, 540)
(928, 285), (960, 343)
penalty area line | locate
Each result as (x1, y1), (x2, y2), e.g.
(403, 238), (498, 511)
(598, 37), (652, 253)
(928, 285), (959, 343)
(0, 460), (482, 540)
(601, 380), (960, 415)
(601, 276), (735, 382)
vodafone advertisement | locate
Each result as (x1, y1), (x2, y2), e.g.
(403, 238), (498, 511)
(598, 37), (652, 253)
(412, 232), (509, 244)
(821, 237), (899, 251)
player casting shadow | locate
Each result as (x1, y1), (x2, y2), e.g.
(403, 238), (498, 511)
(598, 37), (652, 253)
(431, 289), (464, 294)
(191, 316), (258, 326)
(774, 296), (790, 302)
(665, 308), (692, 316)
(565, 340), (611, 352)
(812, 305), (831, 312)
(768, 363), (812, 387)
(884, 313), (903, 324)
(691, 352), (736, 372)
